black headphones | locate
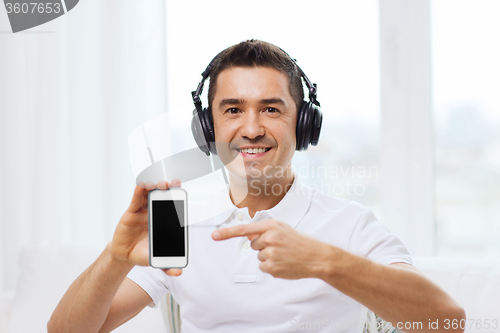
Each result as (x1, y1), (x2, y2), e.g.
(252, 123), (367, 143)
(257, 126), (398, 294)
(191, 48), (323, 156)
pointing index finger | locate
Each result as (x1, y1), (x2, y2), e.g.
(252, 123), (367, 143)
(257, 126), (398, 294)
(212, 220), (271, 241)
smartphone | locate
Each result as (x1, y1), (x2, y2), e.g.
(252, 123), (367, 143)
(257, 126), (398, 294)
(148, 188), (188, 269)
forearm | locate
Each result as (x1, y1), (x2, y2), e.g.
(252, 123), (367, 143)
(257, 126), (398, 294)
(48, 243), (135, 333)
(316, 245), (465, 333)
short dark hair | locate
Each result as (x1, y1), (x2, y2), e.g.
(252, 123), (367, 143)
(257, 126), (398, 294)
(207, 39), (304, 113)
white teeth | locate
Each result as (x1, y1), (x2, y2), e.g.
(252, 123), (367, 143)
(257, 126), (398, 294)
(240, 148), (268, 154)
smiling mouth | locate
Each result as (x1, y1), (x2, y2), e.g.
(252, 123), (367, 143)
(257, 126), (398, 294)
(236, 147), (272, 154)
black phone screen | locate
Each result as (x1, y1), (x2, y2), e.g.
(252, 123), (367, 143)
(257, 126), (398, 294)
(152, 200), (185, 256)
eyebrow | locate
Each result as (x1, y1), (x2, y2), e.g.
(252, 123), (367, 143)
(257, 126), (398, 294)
(259, 98), (286, 106)
(219, 98), (245, 108)
(218, 97), (286, 109)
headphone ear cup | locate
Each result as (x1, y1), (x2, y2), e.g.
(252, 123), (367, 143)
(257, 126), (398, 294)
(202, 107), (216, 154)
(191, 109), (211, 156)
(295, 101), (309, 151)
(309, 103), (323, 146)
(295, 101), (323, 151)
(192, 107), (216, 156)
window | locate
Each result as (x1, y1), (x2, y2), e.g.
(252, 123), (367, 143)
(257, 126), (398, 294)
(432, 0), (500, 257)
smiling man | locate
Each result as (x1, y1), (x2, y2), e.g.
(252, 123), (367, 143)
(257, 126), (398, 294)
(48, 40), (465, 333)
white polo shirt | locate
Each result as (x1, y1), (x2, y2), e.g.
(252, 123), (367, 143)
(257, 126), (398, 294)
(127, 175), (412, 333)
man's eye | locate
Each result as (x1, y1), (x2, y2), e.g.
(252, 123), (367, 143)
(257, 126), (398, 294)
(265, 107), (279, 113)
(225, 108), (240, 114)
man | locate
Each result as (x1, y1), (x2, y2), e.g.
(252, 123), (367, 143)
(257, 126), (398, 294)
(48, 40), (465, 333)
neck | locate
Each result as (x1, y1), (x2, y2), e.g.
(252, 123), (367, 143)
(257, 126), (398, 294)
(228, 171), (295, 218)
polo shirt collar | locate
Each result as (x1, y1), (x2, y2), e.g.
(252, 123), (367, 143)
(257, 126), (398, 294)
(192, 174), (312, 229)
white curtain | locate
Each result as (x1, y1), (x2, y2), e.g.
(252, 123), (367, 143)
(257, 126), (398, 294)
(0, 0), (168, 292)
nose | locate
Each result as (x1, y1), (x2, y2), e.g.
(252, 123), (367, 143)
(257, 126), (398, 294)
(239, 111), (265, 140)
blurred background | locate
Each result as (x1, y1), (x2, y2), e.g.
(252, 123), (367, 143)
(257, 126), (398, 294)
(0, 0), (499, 294)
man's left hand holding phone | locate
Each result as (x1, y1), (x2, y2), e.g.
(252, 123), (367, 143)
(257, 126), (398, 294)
(109, 179), (187, 276)
(48, 180), (185, 332)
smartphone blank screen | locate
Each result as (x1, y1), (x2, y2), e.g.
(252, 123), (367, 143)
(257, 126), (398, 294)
(152, 200), (185, 256)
